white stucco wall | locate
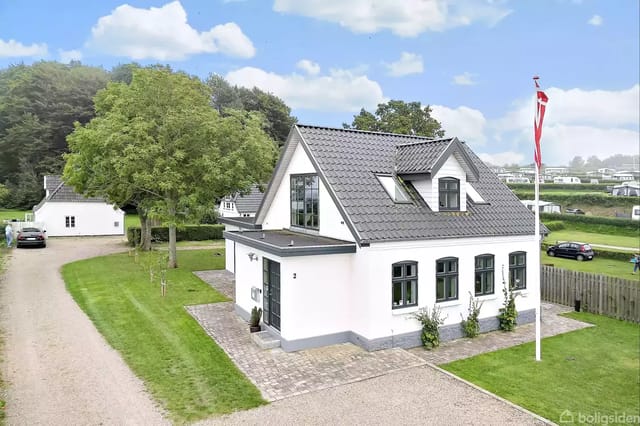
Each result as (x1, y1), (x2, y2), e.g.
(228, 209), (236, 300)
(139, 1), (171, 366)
(232, 234), (540, 346)
(261, 141), (354, 242)
(34, 202), (124, 237)
(218, 201), (239, 217)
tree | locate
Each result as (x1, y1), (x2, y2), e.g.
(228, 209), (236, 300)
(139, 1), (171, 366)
(205, 74), (297, 145)
(65, 67), (277, 268)
(344, 100), (445, 138)
(0, 61), (109, 208)
(569, 156), (585, 171)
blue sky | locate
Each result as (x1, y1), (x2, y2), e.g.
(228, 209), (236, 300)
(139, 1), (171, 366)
(1, 0), (638, 166)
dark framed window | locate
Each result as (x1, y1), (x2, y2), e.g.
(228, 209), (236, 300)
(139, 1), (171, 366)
(439, 177), (460, 211)
(436, 257), (458, 302)
(475, 254), (495, 296)
(509, 251), (527, 290)
(290, 174), (319, 229)
(65, 216), (75, 228)
(392, 261), (418, 309)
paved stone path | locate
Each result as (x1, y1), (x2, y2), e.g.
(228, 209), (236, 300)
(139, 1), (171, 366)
(411, 302), (593, 364)
(187, 302), (426, 401)
(194, 270), (235, 300)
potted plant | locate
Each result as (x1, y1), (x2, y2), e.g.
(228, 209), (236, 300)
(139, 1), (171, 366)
(249, 306), (262, 333)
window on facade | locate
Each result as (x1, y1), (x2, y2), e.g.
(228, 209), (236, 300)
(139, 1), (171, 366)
(65, 216), (75, 228)
(436, 257), (458, 302)
(509, 251), (527, 290)
(392, 261), (417, 309)
(290, 174), (319, 229)
(475, 254), (495, 296)
(439, 177), (460, 210)
(377, 175), (411, 203)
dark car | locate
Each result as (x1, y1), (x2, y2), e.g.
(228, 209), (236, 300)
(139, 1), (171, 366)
(547, 242), (594, 261)
(16, 227), (46, 248)
(565, 208), (585, 215)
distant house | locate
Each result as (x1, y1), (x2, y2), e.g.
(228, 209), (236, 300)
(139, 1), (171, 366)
(33, 175), (124, 237)
(218, 185), (264, 218)
(521, 200), (561, 214)
(613, 172), (634, 181)
(544, 167), (568, 175)
(220, 125), (541, 352)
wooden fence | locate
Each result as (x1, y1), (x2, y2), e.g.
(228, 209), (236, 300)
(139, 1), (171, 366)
(541, 265), (640, 323)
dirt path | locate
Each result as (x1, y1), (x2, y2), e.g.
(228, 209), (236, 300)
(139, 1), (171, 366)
(0, 237), (168, 425)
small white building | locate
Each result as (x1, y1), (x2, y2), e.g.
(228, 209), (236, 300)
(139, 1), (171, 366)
(218, 185), (264, 218)
(220, 125), (541, 352)
(33, 175), (124, 237)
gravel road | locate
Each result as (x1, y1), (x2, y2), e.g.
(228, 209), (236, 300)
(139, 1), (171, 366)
(0, 237), (168, 425)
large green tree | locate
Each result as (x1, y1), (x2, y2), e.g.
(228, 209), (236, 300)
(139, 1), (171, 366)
(0, 61), (109, 207)
(65, 67), (277, 267)
(344, 100), (445, 138)
(206, 74), (297, 145)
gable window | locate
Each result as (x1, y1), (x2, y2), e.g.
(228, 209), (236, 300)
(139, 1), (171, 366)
(392, 261), (417, 309)
(509, 251), (527, 290)
(377, 175), (411, 203)
(65, 216), (75, 228)
(475, 254), (494, 296)
(439, 177), (459, 211)
(436, 257), (458, 302)
(291, 174), (319, 229)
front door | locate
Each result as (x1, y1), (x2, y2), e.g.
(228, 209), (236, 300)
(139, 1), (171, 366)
(262, 258), (281, 331)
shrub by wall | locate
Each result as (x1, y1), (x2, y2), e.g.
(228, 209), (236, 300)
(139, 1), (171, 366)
(543, 221), (565, 231)
(127, 225), (225, 246)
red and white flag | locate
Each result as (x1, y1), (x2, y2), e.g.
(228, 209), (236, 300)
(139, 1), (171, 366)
(533, 77), (548, 169)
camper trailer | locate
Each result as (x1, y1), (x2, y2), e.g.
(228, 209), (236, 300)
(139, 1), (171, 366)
(553, 176), (581, 184)
(632, 205), (640, 221)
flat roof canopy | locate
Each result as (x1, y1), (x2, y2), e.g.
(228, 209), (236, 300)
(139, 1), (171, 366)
(224, 229), (357, 257)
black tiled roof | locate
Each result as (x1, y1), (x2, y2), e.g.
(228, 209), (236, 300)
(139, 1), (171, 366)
(230, 185), (264, 214)
(39, 175), (106, 204)
(292, 125), (536, 244)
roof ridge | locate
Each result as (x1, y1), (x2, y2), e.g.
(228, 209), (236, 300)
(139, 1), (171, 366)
(48, 181), (65, 200)
(296, 123), (439, 140)
(396, 137), (455, 147)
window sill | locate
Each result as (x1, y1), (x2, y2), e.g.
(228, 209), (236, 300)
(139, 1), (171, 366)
(392, 306), (419, 315)
(436, 299), (462, 308)
(513, 289), (529, 297)
(475, 294), (498, 301)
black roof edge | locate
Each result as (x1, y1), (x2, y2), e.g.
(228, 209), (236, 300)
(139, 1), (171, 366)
(224, 231), (357, 257)
(217, 217), (262, 230)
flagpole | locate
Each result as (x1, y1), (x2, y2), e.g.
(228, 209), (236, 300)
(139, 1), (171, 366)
(534, 156), (541, 362)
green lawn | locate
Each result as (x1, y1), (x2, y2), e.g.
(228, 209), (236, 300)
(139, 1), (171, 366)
(62, 249), (265, 422)
(442, 313), (640, 425)
(545, 230), (639, 251)
(0, 210), (28, 222)
(540, 251), (639, 280)
(124, 213), (141, 229)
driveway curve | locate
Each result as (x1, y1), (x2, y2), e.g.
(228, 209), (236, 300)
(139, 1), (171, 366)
(0, 237), (167, 425)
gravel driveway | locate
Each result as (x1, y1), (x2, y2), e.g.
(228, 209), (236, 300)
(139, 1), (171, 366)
(0, 237), (168, 425)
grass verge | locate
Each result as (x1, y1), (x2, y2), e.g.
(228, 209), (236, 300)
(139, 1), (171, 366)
(442, 313), (640, 424)
(545, 230), (639, 251)
(540, 250), (639, 280)
(62, 249), (265, 422)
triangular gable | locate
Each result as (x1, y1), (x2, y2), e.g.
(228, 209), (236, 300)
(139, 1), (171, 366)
(396, 138), (480, 182)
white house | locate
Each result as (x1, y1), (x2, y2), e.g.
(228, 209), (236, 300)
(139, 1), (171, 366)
(33, 175), (125, 237)
(220, 125), (541, 352)
(218, 185), (264, 218)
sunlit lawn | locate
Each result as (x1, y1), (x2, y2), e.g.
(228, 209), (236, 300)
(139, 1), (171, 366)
(540, 251), (639, 280)
(0, 210), (28, 221)
(442, 313), (640, 425)
(62, 249), (265, 422)
(124, 213), (141, 229)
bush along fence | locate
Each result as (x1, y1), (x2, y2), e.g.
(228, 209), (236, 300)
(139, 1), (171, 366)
(541, 265), (640, 323)
(127, 225), (224, 246)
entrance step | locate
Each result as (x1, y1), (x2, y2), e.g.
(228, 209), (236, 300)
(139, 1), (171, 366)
(251, 330), (281, 350)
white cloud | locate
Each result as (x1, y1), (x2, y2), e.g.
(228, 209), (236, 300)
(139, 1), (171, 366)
(0, 38), (48, 58)
(59, 49), (82, 63)
(431, 105), (487, 145)
(452, 71), (476, 85)
(273, 0), (511, 37)
(226, 65), (385, 111)
(478, 151), (524, 167)
(384, 52), (423, 77)
(588, 14), (603, 26)
(86, 1), (255, 60)
(296, 59), (321, 75)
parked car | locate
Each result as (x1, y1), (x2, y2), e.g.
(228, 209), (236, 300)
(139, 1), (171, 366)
(16, 227), (46, 248)
(546, 242), (594, 261)
(565, 208), (585, 215)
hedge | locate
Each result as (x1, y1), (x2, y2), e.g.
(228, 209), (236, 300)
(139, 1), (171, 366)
(127, 224), (225, 246)
(543, 221), (565, 231)
(513, 191), (639, 208)
(508, 183), (611, 192)
(540, 213), (639, 237)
